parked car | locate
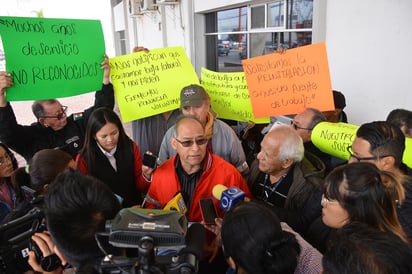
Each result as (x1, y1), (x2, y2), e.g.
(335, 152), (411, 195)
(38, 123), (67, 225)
(218, 44), (230, 56)
(239, 46), (247, 59)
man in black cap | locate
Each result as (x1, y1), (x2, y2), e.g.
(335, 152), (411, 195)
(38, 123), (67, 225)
(158, 84), (249, 176)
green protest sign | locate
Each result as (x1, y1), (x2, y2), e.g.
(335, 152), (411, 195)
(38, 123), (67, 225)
(0, 16), (105, 101)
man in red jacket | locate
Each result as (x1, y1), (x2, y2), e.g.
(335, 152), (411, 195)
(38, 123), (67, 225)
(144, 115), (251, 273)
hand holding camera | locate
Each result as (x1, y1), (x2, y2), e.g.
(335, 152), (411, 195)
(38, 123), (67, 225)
(28, 231), (63, 273)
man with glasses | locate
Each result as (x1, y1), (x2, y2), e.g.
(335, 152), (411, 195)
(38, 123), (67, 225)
(348, 121), (412, 238)
(0, 56), (114, 161)
(247, 125), (325, 236)
(158, 84), (249, 176)
(144, 115), (251, 273)
(292, 108), (344, 174)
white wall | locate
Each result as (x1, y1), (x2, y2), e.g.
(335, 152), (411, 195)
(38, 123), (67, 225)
(325, 0), (412, 125)
(127, 4), (189, 52)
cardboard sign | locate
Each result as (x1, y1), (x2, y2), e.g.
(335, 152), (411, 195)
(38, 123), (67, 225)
(312, 122), (359, 160)
(201, 68), (269, 123)
(0, 16), (105, 100)
(242, 42), (334, 118)
(312, 121), (412, 169)
(109, 47), (199, 122)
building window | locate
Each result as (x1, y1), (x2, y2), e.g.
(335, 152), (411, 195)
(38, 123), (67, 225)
(205, 0), (313, 72)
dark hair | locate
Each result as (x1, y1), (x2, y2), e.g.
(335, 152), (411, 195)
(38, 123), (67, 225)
(221, 201), (300, 274)
(306, 108), (326, 129)
(11, 149), (73, 194)
(79, 107), (130, 173)
(386, 108), (412, 137)
(0, 143), (19, 201)
(332, 90), (346, 109)
(31, 99), (58, 119)
(323, 222), (412, 274)
(0, 142), (18, 171)
(45, 169), (121, 271)
(356, 121), (405, 167)
(324, 162), (408, 243)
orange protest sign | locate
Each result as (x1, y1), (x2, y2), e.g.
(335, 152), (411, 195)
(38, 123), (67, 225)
(242, 42), (334, 118)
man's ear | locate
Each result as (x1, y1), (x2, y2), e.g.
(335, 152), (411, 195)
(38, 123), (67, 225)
(171, 137), (178, 150)
(39, 118), (47, 127)
(281, 158), (294, 169)
(380, 155), (396, 171)
(307, 129), (313, 141)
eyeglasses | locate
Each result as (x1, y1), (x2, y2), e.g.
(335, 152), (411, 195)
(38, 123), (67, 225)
(321, 194), (339, 206)
(40, 106), (68, 120)
(175, 138), (208, 147)
(346, 146), (391, 162)
(0, 153), (12, 166)
(290, 120), (312, 131)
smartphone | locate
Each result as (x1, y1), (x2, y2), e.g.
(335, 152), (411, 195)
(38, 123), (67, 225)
(143, 153), (157, 168)
(199, 198), (218, 225)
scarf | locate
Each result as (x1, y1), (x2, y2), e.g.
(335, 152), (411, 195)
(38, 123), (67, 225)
(204, 111), (214, 140)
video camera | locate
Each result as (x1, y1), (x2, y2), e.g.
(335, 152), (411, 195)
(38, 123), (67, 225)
(98, 207), (205, 274)
(0, 207), (44, 274)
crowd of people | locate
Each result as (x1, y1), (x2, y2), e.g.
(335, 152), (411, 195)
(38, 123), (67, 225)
(1, 48), (412, 274)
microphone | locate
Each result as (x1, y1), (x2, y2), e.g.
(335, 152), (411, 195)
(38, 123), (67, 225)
(212, 184), (245, 211)
(179, 223), (205, 259)
(163, 192), (188, 215)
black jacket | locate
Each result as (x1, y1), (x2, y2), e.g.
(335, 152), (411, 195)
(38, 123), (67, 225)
(247, 151), (325, 235)
(0, 84), (114, 161)
(85, 139), (144, 208)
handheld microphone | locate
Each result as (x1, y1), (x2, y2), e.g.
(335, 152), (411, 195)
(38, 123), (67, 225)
(212, 184), (245, 211)
(163, 192), (188, 215)
(179, 223), (205, 259)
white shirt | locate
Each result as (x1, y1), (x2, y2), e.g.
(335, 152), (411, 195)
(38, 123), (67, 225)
(97, 143), (117, 171)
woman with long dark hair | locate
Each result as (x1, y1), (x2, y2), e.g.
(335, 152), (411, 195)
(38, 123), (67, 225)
(76, 107), (150, 207)
(321, 162), (408, 243)
(0, 143), (18, 222)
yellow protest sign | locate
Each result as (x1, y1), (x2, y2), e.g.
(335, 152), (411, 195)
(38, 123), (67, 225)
(404, 138), (412, 168)
(109, 47), (199, 122)
(201, 68), (269, 123)
(311, 122), (359, 160)
(242, 42), (334, 118)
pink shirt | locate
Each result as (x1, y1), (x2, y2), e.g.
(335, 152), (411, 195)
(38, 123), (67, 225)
(281, 222), (323, 274)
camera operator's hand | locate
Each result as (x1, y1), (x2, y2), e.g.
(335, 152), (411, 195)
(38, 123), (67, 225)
(204, 217), (223, 237)
(28, 231), (63, 274)
(203, 218), (223, 263)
